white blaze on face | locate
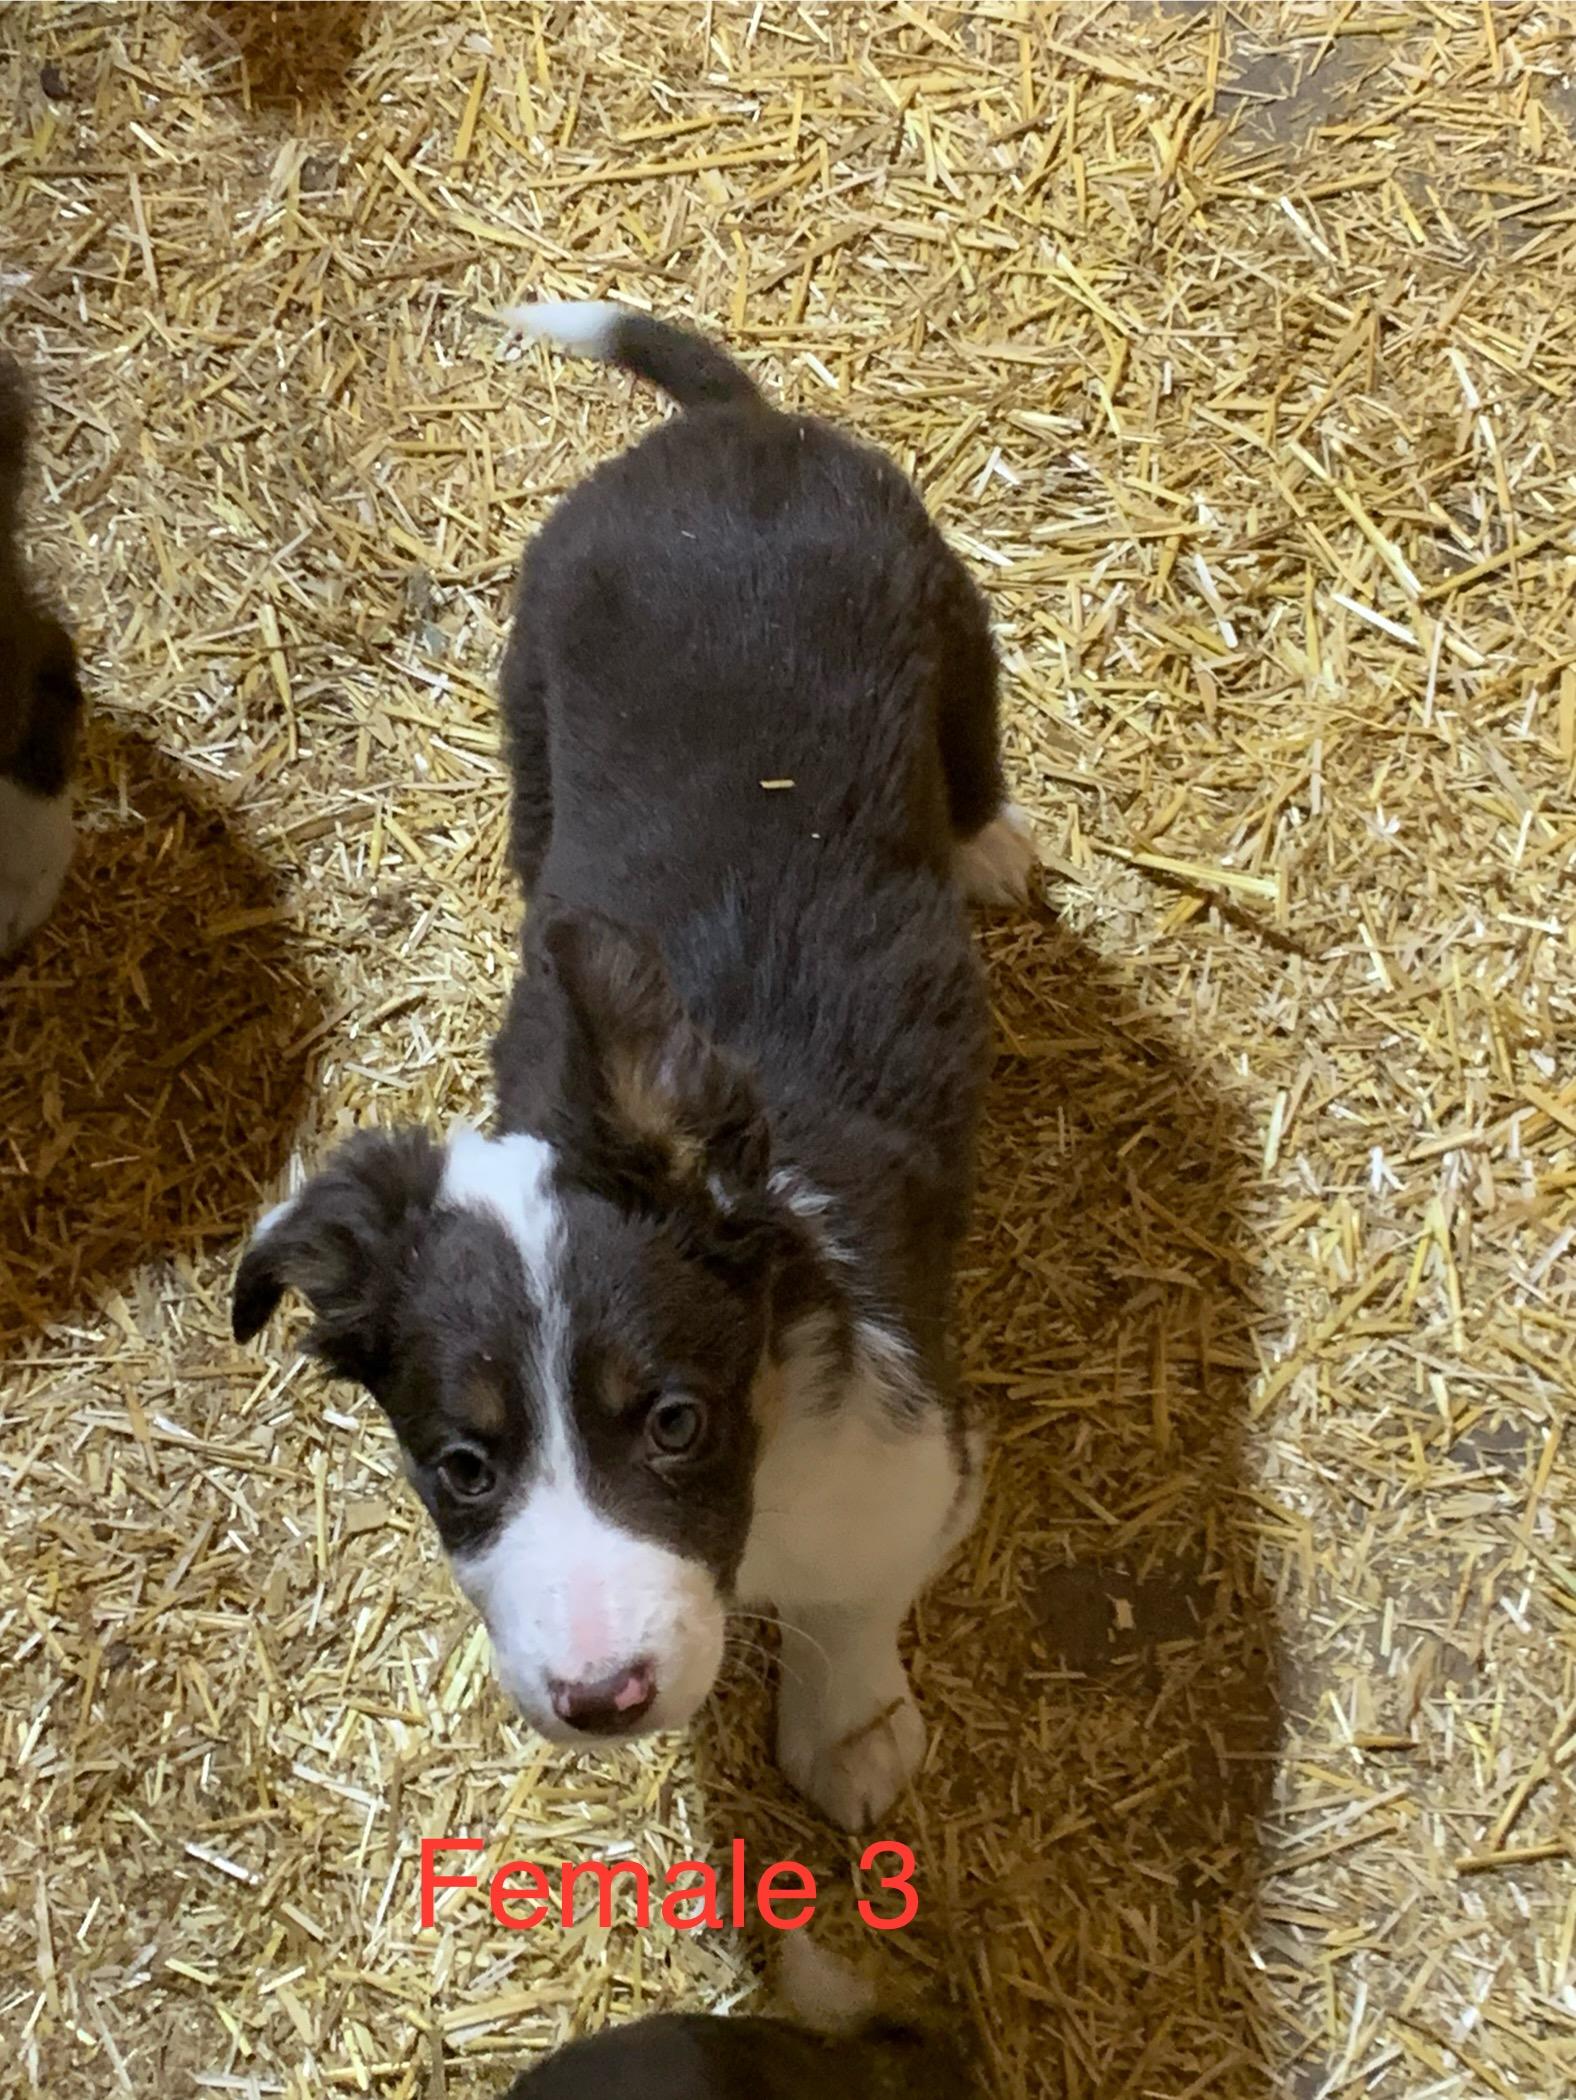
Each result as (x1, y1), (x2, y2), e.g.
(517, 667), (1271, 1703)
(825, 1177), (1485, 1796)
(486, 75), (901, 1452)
(450, 1469), (726, 1739)
(439, 1128), (726, 1739)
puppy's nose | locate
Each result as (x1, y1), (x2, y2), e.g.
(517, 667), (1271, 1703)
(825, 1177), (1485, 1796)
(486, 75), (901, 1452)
(549, 1659), (657, 1736)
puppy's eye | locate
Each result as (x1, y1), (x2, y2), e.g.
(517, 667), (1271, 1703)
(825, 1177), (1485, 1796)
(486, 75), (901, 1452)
(646, 1396), (704, 1459)
(436, 1446), (497, 1500)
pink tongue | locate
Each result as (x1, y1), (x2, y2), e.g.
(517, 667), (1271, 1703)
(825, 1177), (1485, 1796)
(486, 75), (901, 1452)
(613, 1666), (651, 1710)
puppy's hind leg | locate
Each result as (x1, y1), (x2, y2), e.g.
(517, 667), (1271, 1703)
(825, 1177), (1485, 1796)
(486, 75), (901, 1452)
(955, 799), (1040, 910)
(931, 555), (1041, 907)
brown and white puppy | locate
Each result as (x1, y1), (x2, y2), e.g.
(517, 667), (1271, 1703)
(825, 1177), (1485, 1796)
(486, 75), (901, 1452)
(498, 1935), (974, 2100)
(0, 352), (84, 957)
(233, 305), (1037, 1828)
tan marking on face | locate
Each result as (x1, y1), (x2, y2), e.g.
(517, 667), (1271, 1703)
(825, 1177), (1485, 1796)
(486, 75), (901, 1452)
(457, 1369), (507, 1438)
(748, 1352), (786, 1439)
(596, 1346), (644, 1418)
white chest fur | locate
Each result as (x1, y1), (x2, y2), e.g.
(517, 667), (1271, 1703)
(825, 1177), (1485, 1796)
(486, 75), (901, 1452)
(735, 1320), (973, 1613)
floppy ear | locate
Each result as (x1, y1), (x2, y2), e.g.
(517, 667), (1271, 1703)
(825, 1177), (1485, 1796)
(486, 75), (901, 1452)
(232, 1126), (443, 1388)
(534, 908), (770, 1222)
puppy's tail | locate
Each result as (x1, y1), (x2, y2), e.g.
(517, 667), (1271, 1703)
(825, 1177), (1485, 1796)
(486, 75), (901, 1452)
(0, 352), (30, 539)
(500, 300), (764, 412)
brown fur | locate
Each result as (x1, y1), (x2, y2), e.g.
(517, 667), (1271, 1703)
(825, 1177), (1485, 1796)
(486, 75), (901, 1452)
(0, 351), (83, 801)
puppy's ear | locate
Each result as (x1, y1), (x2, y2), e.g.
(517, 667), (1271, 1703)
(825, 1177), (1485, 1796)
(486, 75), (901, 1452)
(537, 908), (769, 1222)
(232, 1127), (444, 1388)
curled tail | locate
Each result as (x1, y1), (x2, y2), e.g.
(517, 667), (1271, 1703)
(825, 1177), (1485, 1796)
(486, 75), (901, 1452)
(0, 352), (31, 541)
(501, 299), (764, 412)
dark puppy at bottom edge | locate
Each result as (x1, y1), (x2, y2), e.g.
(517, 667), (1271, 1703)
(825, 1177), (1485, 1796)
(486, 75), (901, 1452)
(499, 1937), (973, 2099)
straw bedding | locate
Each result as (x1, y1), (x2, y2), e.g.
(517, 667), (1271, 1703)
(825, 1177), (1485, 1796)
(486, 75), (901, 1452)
(3, 4), (1574, 2096)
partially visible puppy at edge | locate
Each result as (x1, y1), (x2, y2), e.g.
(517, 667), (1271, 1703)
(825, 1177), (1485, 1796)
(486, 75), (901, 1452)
(0, 350), (84, 958)
(498, 1935), (975, 2099)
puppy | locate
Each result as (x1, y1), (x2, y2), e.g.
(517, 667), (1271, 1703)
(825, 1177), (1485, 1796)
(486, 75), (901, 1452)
(0, 352), (84, 958)
(498, 1935), (973, 2099)
(233, 304), (1037, 1828)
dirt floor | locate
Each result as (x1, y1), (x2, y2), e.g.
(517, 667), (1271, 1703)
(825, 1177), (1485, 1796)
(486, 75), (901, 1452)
(3, 5), (1575, 2097)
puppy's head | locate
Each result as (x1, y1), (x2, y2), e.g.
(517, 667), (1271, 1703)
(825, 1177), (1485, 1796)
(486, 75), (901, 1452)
(234, 910), (784, 1743)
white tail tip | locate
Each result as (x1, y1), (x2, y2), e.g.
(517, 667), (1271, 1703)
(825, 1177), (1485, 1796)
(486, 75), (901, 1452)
(498, 299), (626, 360)
(776, 1935), (878, 2034)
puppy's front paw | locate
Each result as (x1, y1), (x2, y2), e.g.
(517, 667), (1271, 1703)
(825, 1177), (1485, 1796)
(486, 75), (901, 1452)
(0, 784), (73, 959)
(954, 801), (1040, 907)
(777, 1678), (926, 1832)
